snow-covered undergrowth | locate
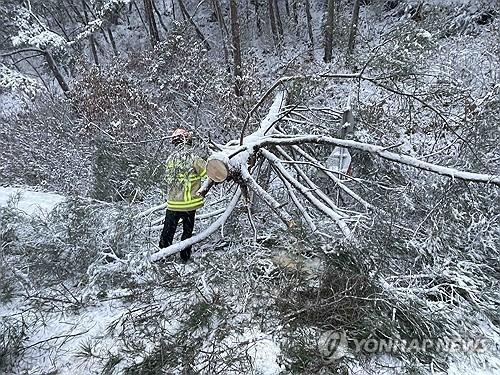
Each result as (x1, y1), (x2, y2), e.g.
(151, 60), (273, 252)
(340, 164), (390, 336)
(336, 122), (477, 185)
(1, 184), (499, 374)
(0, 188), (291, 374)
(0, 187), (65, 215)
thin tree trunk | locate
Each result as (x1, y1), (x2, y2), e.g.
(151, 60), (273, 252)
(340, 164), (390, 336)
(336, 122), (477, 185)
(132, 2), (149, 32)
(143, 0), (160, 46)
(44, 50), (70, 92)
(273, 0), (283, 38)
(62, 4), (77, 24)
(107, 28), (119, 56)
(2, 50), (54, 87)
(127, 2), (133, 24)
(212, 0), (229, 34)
(89, 35), (99, 65)
(152, 0), (169, 32)
(229, 0), (243, 96)
(81, 0), (99, 65)
(212, 0), (230, 67)
(291, 0), (298, 24)
(51, 15), (71, 41)
(24, 58), (52, 93)
(347, 0), (361, 54)
(67, 0), (85, 22)
(323, 0), (335, 62)
(170, 0), (177, 20)
(284, 0), (290, 17)
(267, 0), (278, 43)
(304, 0), (314, 49)
(99, 28), (110, 44)
(178, 0), (211, 50)
(252, 0), (262, 34)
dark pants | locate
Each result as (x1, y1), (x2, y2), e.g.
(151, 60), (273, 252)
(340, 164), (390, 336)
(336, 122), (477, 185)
(159, 209), (196, 261)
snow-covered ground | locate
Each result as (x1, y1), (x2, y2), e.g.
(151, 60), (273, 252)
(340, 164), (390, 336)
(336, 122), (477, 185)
(0, 186), (65, 215)
(0, 298), (130, 375)
(0, 186), (285, 374)
(1, 186), (499, 374)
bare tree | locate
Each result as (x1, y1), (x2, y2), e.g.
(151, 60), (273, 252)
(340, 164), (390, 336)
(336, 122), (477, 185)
(212, 0), (230, 66)
(81, 0), (99, 65)
(106, 27), (119, 56)
(267, 0), (279, 43)
(2, 48), (70, 93)
(178, 0), (211, 50)
(273, 0), (284, 38)
(250, 0), (263, 34)
(144, 0), (160, 46)
(305, 0), (314, 50)
(347, 0), (361, 54)
(229, 0), (243, 96)
(323, 0), (335, 62)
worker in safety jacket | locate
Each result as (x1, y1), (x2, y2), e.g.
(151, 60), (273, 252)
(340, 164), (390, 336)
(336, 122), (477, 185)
(159, 128), (207, 262)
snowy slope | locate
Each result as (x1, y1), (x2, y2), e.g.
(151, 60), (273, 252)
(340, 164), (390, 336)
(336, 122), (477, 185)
(0, 186), (65, 215)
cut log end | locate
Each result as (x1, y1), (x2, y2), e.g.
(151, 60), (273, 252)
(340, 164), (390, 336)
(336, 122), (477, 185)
(207, 159), (229, 182)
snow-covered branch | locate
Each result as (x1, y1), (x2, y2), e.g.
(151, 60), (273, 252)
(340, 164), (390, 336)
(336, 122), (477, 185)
(258, 135), (500, 186)
(150, 189), (242, 261)
(135, 202), (168, 219)
(289, 145), (372, 209)
(261, 149), (352, 237)
(240, 165), (294, 227)
(148, 83), (498, 261)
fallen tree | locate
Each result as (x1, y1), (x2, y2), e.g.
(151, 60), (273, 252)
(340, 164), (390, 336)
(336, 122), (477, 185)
(142, 83), (499, 262)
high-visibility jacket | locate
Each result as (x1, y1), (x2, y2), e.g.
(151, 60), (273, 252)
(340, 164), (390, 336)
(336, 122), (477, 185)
(165, 151), (207, 212)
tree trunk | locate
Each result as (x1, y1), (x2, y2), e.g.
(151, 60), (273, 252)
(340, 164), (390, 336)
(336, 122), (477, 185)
(230, 0), (243, 96)
(170, 0), (177, 20)
(291, 0), (298, 24)
(143, 0), (160, 46)
(107, 28), (119, 56)
(347, 0), (361, 54)
(273, 0), (284, 38)
(132, 1), (149, 33)
(212, 0), (230, 67)
(267, 0), (279, 44)
(24, 58), (52, 93)
(304, 0), (314, 50)
(152, 0), (169, 32)
(89, 35), (99, 65)
(68, 0), (85, 23)
(43, 50), (70, 92)
(178, 0), (211, 50)
(252, 0), (262, 34)
(81, 0), (99, 65)
(323, 0), (335, 63)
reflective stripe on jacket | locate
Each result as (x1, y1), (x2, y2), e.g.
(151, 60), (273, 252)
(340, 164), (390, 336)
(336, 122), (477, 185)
(165, 152), (207, 212)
